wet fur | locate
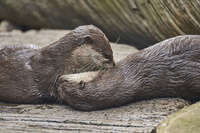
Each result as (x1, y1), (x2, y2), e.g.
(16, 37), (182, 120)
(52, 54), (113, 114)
(0, 25), (114, 103)
(64, 45), (112, 74)
(58, 35), (200, 111)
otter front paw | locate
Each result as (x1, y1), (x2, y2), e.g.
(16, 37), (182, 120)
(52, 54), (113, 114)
(60, 71), (99, 83)
(79, 80), (86, 89)
(57, 75), (85, 99)
(56, 71), (99, 107)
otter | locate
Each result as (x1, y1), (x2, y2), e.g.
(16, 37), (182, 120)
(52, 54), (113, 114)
(57, 35), (200, 111)
(0, 25), (114, 103)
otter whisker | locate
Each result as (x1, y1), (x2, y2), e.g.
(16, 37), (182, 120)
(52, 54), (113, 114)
(79, 63), (93, 72)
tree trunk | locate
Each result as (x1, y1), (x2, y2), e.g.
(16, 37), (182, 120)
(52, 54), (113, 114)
(0, 0), (200, 49)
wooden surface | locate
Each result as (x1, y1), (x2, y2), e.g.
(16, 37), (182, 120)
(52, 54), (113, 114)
(0, 99), (189, 133)
(0, 30), (189, 133)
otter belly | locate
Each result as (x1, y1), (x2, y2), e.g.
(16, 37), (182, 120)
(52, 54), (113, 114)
(0, 47), (49, 103)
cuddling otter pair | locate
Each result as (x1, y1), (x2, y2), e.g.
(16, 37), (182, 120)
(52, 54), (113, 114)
(1, 25), (200, 111)
(0, 25), (114, 103)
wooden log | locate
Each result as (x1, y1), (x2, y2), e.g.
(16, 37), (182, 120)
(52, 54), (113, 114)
(0, 0), (200, 48)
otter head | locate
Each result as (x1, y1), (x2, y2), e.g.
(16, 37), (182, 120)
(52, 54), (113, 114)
(64, 25), (115, 74)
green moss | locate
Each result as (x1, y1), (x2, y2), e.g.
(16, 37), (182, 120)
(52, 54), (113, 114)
(155, 102), (200, 133)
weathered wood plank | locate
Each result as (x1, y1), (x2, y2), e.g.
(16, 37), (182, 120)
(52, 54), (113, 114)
(0, 99), (189, 133)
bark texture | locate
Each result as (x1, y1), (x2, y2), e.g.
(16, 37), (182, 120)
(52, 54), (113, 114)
(0, 0), (200, 48)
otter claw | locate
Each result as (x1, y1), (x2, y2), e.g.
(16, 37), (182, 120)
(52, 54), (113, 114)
(79, 80), (85, 89)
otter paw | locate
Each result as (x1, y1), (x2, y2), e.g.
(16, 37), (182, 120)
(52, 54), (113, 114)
(79, 80), (86, 89)
(60, 71), (99, 83)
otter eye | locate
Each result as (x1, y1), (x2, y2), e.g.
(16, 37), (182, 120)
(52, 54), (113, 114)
(98, 49), (103, 53)
(83, 35), (93, 44)
(104, 54), (111, 59)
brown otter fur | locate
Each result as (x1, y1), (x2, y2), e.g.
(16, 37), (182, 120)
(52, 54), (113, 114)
(58, 35), (200, 111)
(0, 25), (114, 103)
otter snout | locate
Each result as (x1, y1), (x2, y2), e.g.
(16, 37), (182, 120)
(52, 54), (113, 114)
(102, 61), (115, 69)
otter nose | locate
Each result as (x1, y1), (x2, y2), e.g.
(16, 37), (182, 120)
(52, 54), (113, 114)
(112, 62), (116, 67)
(103, 61), (115, 69)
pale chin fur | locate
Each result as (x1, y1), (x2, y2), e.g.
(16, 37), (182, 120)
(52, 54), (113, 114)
(60, 71), (99, 83)
(57, 71), (99, 101)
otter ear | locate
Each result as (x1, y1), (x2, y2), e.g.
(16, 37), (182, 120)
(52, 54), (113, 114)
(83, 35), (93, 44)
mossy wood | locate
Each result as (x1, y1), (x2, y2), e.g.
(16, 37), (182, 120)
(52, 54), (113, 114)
(154, 102), (200, 133)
